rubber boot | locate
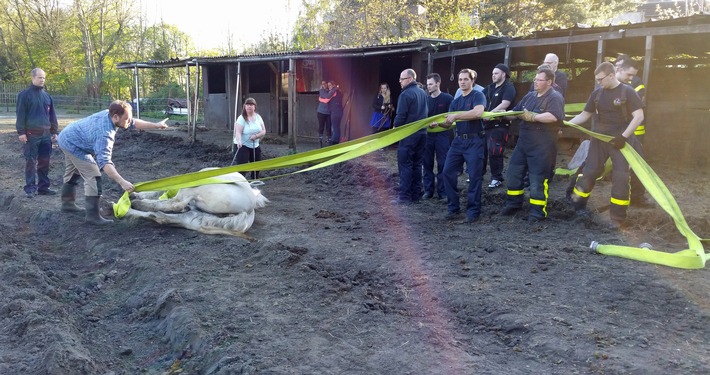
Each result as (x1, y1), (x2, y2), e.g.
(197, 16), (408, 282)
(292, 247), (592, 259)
(319, 136), (323, 148)
(60, 183), (83, 212)
(85, 196), (113, 225)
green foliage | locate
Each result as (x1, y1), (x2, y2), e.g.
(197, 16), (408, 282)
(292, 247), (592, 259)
(243, 31), (293, 54)
(149, 81), (186, 99)
(291, 0), (489, 49)
(480, 0), (639, 36)
(290, 0), (639, 48)
(0, 0), (198, 100)
(0, 0), (654, 99)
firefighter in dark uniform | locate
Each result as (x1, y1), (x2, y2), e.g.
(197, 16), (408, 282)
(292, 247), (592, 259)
(615, 54), (647, 143)
(500, 66), (564, 222)
(422, 72), (454, 200)
(432, 69), (487, 223)
(568, 62), (644, 229)
(616, 55), (651, 206)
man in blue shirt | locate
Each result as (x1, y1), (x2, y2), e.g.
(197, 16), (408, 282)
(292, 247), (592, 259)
(422, 73), (454, 200)
(15, 68), (58, 198)
(57, 100), (168, 224)
(433, 69), (487, 223)
(392, 68), (428, 204)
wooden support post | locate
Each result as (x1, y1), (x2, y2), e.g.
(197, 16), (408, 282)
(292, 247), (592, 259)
(288, 59), (297, 150)
(186, 63), (194, 143)
(643, 35), (654, 89)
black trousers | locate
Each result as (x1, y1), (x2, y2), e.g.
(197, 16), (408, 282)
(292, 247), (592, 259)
(235, 145), (262, 179)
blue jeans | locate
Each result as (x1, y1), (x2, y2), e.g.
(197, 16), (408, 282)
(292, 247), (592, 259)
(443, 135), (485, 219)
(423, 132), (451, 198)
(396, 130), (426, 202)
(331, 111), (342, 144)
(24, 134), (52, 193)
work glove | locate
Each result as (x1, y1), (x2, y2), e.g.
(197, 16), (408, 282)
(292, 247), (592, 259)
(519, 110), (536, 122)
(609, 135), (627, 150)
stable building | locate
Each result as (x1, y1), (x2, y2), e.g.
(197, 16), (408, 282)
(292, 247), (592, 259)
(117, 14), (710, 166)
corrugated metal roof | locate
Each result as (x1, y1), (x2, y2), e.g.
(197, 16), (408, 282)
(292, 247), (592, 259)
(117, 39), (453, 68)
(116, 15), (710, 69)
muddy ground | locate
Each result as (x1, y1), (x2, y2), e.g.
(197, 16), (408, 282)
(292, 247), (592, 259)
(0, 111), (709, 375)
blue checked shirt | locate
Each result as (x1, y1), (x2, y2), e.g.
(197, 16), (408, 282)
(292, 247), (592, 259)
(57, 110), (134, 170)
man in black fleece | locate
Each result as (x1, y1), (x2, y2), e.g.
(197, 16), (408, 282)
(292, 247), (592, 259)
(16, 68), (59, 198)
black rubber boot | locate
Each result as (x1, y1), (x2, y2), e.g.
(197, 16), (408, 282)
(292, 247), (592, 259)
(85, 196), (113, 225)
(60, 183), (83, 212)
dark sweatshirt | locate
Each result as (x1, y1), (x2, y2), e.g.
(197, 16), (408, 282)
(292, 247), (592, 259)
(16, 84), (58, 136)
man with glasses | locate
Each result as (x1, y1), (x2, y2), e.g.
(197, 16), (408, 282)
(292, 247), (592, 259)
(567, 62), (644, 229)
(391, 69), (428, 204)
(500, 66), (564, 222)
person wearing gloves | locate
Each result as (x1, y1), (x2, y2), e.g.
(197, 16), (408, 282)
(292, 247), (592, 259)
(499, 66), (565, 223)
(567, 62), (644, 229)
(57, 100), (168, 224)
(233, 97), (266, 180)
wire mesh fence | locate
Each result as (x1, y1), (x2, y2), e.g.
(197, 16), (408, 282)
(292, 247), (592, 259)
(1, 83), (203, 118)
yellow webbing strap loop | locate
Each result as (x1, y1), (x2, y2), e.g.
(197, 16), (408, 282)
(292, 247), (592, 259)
(113, 177), (234, 218)
(114, 112), (511, 218)
(563, 120), (708, 269)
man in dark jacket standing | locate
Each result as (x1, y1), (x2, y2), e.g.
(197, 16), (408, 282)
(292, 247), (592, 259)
(392, 68), (428, 204)
(16, 68), (59, 198)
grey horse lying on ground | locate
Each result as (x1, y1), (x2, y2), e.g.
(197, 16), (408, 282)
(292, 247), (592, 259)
(125, 171), (268, 237)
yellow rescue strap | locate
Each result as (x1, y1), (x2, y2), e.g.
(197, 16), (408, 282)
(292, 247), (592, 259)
(563, 120), (708, 269)
(113, 111), (511, 218)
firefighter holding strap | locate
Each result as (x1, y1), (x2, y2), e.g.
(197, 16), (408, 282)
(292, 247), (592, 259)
(568, 62), (644, 229)
(499, 66), (564, 222)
